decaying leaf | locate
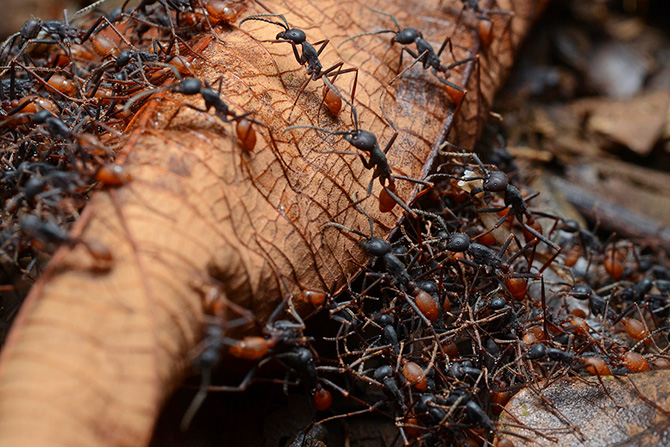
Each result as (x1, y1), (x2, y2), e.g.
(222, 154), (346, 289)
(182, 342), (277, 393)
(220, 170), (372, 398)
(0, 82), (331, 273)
(501, 371), (670, 447)
(570, 90), (670, 156)
(0, 1), (546, 446)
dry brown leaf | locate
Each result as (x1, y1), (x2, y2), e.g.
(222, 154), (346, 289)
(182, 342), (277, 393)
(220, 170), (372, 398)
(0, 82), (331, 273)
(570, 90), (670, 156)
(0, 1), (546, 446)
(564, 158), (670, 227)
(501, 371), (670, 447)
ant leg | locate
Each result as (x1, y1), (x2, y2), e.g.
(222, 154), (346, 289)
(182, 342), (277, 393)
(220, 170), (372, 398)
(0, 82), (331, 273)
(389, 49), (429, 85)
(443, 56), (476, 72)
(382, 132), (399, 154)
(286, 76), (313, 122)
(436, 33), (452, 58)
(206, 364), (259, 392)
(315, 396), (387, 424)
(323, 66), (359, 109)
(391, 174), (432, 187)
(180, 367), (212, 431)
(382, 183), (417, 218)
(312, 39), (330, 57)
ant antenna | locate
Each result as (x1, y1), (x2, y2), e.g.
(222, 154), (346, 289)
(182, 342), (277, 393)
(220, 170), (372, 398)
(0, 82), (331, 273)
(338, 29), (397, 48)
(239, 13), (290, 31)
(378, 89), (397, 134)
(364, 6), (402, 29)
(321, 194), (375, 243)
(352, 191), (375, 238)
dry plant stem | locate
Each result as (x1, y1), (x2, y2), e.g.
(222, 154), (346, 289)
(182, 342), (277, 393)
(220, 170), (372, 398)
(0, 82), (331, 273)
(0, 1), (545, 446)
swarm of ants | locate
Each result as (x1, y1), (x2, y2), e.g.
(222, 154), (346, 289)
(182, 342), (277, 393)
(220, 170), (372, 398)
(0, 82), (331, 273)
(1, 0), (669, 446)
(0, 0), (249, 328)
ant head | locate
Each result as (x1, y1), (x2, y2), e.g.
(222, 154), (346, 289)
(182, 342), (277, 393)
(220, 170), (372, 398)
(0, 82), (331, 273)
(445, 232), (471, 252)
(376, 313), (393, 326)
(294, 347), (313, 365)
(361, 237), (390, 257)
(174, 77), (202, 95)
(115, 49), (132, 69)
(344, 129), (376, 152)
(569, 284), (592, 300)
(374, 365), (393, 381)
(32, 110), (53, 124)
(278, 29), (306, 44)
(489, 295), (508, 311)
(483, 170), (508, 192)
(560, 219), (581, 233)
(392, 28), (420, 45)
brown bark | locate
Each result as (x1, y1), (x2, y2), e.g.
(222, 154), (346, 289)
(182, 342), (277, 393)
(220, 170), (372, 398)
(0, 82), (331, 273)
(0, 1), (545, 446)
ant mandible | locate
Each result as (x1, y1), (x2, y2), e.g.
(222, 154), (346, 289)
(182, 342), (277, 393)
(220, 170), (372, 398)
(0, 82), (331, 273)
(239, 13), (358, 118)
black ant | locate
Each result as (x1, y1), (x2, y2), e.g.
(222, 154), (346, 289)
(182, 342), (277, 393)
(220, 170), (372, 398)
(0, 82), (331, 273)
(338, 7), (472, 102)
(19, 214), (112, 263)
(0, 19), (42, 64)
(433, 145), (562, 271)
(239, 13), (358, 119)
(125, 76), (246, 123)
(285, 97), (430, 215)
(322, 203), (411, 288)
(454, 0), (514, 48)
(0, 16), (80, 67)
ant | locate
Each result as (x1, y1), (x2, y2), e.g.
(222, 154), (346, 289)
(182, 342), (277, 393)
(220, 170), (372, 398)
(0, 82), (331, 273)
(0, 19), (42, 64)
(454, 0), (514, 48)
(239, 13), (358, 119)
(321, 203), (451, 357)
(125, 76), (262, 148)
(285, 97), (430, 215)
(338, 7), (472, 102)
(0, 16), (80, 68)
(322, 202), (411, 288)
(182, 293), (336, 429)
(19, 214), (112, 263)
(432, 145), (562, 271)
